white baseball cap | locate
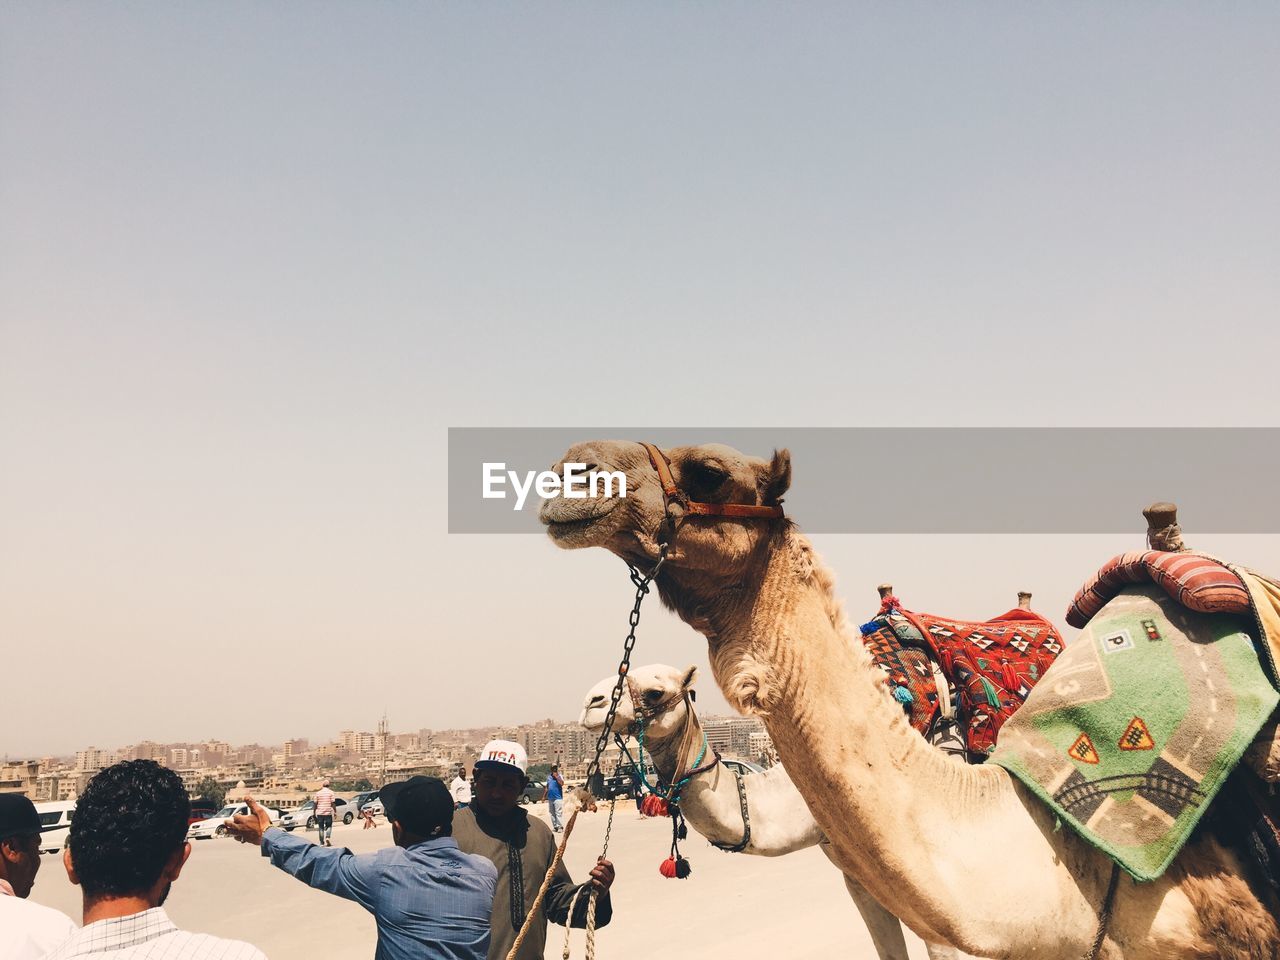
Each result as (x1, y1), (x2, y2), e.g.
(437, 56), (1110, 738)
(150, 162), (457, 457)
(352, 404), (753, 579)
(475, 739), (528, 776)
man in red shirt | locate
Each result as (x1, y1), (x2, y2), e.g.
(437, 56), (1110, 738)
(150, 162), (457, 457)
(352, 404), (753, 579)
(314, 780), (337, 847)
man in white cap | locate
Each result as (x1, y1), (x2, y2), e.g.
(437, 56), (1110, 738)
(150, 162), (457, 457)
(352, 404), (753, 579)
(452, 740), (616, 960)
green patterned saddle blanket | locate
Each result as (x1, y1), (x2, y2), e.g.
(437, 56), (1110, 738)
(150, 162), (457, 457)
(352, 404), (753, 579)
(990, 585), (1278, 880)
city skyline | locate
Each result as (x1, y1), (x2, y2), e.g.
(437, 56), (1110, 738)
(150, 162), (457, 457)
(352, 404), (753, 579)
(2, 709), (764, 766)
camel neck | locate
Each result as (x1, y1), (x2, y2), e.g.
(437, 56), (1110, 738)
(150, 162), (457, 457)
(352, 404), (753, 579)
(663, 528), (1009, 911)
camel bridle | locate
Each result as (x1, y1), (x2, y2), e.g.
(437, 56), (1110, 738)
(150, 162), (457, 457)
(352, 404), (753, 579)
(619, 674), (755, 853)
(621, 676), (720, 800)
(639, 441), (785, 528)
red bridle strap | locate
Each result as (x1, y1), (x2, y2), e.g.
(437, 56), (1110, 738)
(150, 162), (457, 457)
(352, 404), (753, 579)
(640, 442), (784, 520)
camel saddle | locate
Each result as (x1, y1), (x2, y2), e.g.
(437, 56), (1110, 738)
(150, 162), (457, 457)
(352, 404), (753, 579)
(1066, 549), (1280, 783)
(859, 597), (1065, 761)
(989, 550), (1280, 881)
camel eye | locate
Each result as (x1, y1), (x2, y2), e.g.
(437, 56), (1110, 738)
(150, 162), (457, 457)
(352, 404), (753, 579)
(644, 689), (663, 702)
(686, 462), (728, 491)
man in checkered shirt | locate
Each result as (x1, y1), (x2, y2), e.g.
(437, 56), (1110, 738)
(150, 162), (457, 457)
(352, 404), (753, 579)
(45, 760), (267, 960)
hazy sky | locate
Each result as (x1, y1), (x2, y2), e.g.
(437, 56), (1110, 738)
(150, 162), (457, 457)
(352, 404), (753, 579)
(3, 4), (1278, 757)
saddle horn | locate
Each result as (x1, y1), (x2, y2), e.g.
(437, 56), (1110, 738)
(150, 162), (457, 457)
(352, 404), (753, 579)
(1144, 501), (1188, 553)
(1017, 591), (1032, 610)
(877, 583), (894, 599)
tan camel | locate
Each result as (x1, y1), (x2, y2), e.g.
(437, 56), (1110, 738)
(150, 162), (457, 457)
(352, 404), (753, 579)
(580, 663), (968, 960)
(541, 441), (1280, 960)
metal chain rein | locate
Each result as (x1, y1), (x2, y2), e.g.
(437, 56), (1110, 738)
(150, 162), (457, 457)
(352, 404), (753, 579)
(583, 541), (669, 787)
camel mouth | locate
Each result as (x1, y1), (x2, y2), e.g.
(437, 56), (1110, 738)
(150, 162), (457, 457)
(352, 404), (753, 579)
(579, 704), (625, 734)
(539, 496), (619, 541)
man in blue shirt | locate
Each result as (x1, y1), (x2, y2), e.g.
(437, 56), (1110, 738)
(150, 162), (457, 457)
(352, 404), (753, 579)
(545, 764), (565, 833)
(228, 777), (496, 960)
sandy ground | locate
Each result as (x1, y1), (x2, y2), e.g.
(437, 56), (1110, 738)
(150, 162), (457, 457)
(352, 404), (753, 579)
(28, 803), (932, 960)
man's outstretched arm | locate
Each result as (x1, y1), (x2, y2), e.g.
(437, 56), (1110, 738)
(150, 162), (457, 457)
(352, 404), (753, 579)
(228, 797), (379, 909)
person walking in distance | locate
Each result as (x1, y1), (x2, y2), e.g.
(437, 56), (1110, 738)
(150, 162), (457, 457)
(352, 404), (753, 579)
(314, 779), (336, 847)
(451, 767), (471, 810)
(546, 764), (565, 833)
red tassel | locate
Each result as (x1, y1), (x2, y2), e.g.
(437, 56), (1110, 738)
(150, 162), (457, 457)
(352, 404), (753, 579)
(641, 795), (669, 818)
(658, 856), (692, 879)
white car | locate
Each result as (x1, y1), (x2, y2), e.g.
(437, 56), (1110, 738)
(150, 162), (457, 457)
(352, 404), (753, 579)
(187, 802), (280, 840)
(280, 797), (356, 831)
(36, 801), (75, 854)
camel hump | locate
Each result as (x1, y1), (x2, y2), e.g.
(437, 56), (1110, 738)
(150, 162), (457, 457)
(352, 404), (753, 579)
(1144, 501), (1188, 552)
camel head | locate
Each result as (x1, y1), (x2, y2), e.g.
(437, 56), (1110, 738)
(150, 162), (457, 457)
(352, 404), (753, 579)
(544, 441), (817, 718)
(538, 440), (791, 575)
(579, 663), (699, 743)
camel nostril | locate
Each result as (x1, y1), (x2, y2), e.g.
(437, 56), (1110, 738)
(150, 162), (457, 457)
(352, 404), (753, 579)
(588, 695), (606, 707)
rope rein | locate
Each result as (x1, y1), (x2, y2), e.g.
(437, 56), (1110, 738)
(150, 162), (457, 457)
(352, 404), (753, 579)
(1084, 863), (1121, 960)
(507, 808), (579, 960)
(521, 443), (782, 959)
(506, 536), (669, 960)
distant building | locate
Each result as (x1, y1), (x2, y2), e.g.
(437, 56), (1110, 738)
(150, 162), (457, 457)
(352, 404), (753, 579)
(702, 716), (767, 760)
(0, 761), (39, 796)
(748, 731), (776, 764)
(75, 748), (114, 771)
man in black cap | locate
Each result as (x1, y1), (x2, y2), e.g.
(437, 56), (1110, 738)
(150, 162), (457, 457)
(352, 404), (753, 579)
(0, 793), (76, 958)
(228, 776), (496, 960)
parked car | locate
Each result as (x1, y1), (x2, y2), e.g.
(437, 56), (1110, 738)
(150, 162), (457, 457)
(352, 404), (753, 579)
(187, 802), (281, 840)
(361, 798), (384, 817)
(518, 779), (547, 805)
(188, 799), (219, 826)
(279, 797), (356, 831)
(599, 775), (639, 801)
(352, 790), (378, 812)
(35, 801), (75, 854)
(721, 758), (766, 777)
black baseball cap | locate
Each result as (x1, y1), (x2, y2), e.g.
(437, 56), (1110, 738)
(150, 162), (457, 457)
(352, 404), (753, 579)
(0, 794), (41, 841)
(379, 776), (453, 837)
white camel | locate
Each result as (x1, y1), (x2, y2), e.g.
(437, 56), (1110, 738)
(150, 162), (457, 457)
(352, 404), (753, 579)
(542, 440), (1280, 960)
(580, 662), (967, 960)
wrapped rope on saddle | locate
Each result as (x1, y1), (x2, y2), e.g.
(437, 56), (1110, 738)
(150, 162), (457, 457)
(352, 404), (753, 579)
(1066, 551), (1251, 629)
(1067, 553), (1280, 691)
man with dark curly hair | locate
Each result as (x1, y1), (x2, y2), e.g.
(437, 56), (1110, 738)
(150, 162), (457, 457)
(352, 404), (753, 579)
(47, 760), (267, 959)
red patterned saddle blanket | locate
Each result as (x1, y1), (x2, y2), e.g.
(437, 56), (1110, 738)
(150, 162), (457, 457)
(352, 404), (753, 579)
(860, 598), (1065, 759)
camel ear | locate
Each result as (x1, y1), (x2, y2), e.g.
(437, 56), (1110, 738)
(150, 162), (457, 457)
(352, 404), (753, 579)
(759, 448), (791, 505)
(681, 665), (698, 691)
